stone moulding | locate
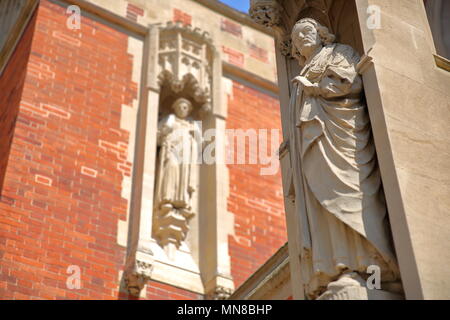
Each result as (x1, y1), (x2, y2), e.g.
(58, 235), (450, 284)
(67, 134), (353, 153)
(124, 20), (233, 297)
(160, 21), (214, 47)
(230, 243), (290, 300)
(152, 22), (215, 252)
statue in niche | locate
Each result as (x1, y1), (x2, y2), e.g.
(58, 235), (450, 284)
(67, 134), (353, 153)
(153, 97), (200, 257)
(289, 18), (401, 299)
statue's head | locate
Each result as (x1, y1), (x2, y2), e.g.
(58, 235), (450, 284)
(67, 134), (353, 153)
(172, 98), (193, 119)
(291, 18), (335, 61)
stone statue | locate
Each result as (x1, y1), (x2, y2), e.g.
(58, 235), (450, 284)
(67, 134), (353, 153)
(289, 18), (401, 299)
(153, 97), (200, 256)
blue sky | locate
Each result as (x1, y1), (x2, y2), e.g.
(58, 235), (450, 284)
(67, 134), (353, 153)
(219, 0), (250, 13)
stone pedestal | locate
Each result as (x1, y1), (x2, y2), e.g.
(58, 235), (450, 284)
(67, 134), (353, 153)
(317, 274), (403, 300)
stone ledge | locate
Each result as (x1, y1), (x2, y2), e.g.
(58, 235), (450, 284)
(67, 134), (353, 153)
(434, 54), (450, 72)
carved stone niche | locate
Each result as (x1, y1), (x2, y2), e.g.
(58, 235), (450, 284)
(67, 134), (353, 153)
(152, 93), (202, 257)
(124, 21), (234, 298)
(249, 0), (401, 301)
(153, 22), (214, 257)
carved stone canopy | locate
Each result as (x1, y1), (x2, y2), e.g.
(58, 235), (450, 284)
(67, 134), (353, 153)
(157, 22), (215, 115)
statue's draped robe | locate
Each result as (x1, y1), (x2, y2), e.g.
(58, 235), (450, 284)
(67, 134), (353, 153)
(154, 114), (199, 215)
(291, 43), (400, 297)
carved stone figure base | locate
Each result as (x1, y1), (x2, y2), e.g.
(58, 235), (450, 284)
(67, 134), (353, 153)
(153, 206), (194, 255)
(317, 273), (403, 300)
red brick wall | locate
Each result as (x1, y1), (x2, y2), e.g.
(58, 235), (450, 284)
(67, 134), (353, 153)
(0, 13), (37, 193)
(0, 0), (287, 300)
(226, 80), (287, 288)
(0, 1), (199, 300)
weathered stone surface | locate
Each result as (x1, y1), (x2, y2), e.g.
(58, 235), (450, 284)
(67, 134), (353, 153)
(288, 17), (400, 300)
(250, 0), (450, 300)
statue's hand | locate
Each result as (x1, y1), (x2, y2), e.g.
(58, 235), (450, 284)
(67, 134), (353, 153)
(292, 76), (313, 86)
(292, 76), (320, 96)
